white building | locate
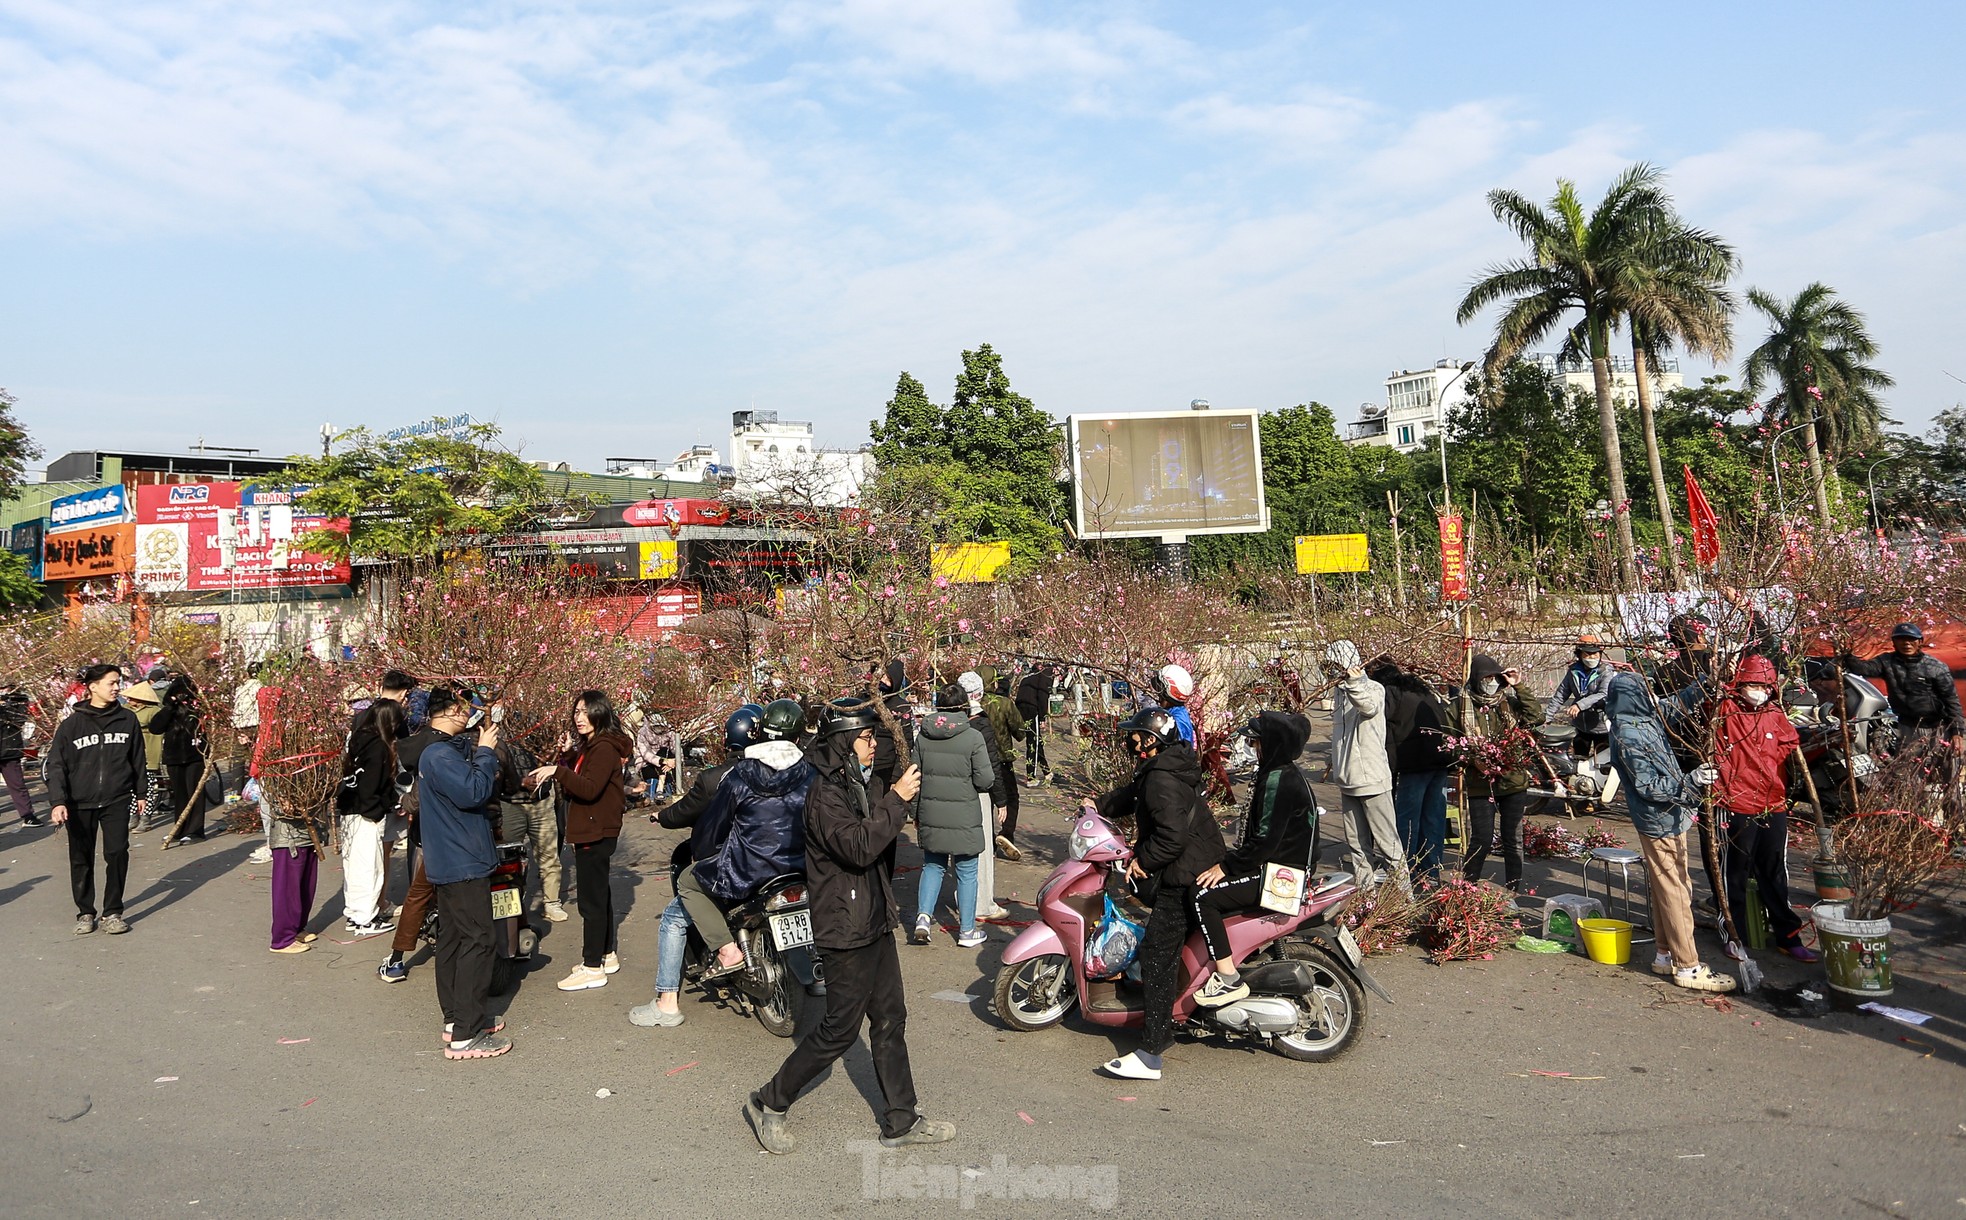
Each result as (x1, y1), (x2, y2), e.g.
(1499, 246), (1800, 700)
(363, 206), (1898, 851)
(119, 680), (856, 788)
(726, 410), (874, 507)
(1344, 353), (1684, 454)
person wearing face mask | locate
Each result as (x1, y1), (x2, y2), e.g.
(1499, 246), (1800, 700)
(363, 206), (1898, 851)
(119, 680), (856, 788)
(1323, 640), (1409, 895)
(1709, 654), (1816, 962)
(1549, 635), (1613, 762)
(1446, 653), (1546, 891)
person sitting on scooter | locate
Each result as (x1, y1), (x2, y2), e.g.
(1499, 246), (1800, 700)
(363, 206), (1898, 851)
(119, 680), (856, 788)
(1191, 710), (1317, 1008)
(672, 698), (813, 983)
(629, 703), (762, 1029)
(1091, 707), (1226, 1082)
(1549, 634), (1613, 761)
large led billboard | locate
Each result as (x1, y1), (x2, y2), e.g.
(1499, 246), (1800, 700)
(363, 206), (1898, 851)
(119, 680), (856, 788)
(1069, 409), (1268, 539)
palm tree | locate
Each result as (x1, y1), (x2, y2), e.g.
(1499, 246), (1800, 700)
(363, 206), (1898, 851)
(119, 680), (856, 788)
(1742, 283), (1895, 525)
(1457, 164), (1673, 588)
(1614, 215), (1738, 586)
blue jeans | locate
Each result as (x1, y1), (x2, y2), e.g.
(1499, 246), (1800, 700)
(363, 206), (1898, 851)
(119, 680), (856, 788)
(654, 895), (689, 995)
(917, 851), (979, 934)
(1394, 769), (1449, 881)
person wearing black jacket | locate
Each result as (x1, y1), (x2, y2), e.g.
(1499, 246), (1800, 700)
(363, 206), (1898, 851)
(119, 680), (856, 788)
(1016, 663), (1055, 782)
(338, 701), (403, 934)
(1370, 659), (1455, 881)
(150, 673), (210, 842)
(1191, 711), (1317, 1007)
(1841, 623), (1966, 748)
(1090, 707), (1227, 1082)
(748, 699), (946, 1155)
(46, 665), (148, 935)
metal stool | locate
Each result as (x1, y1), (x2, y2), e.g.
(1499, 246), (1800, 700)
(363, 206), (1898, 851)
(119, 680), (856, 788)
(1584, 846), (1647, 934)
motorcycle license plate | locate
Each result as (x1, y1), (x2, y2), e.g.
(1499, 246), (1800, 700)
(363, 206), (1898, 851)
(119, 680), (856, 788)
(1851, 754), (1878, 779)
(770, 910), (813, 951)
(490, 887), (523, 921)
(1337, 924), (1363, 968)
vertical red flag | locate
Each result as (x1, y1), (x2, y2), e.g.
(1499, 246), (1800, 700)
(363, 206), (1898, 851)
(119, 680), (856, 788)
(1683, 464), (1720, 568)
(1438, 513), (1469, 601)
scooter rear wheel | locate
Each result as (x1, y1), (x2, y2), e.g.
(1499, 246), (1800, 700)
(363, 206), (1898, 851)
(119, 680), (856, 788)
(1272, 943), (1366, 1062)
(993, 954), (1076, 1031)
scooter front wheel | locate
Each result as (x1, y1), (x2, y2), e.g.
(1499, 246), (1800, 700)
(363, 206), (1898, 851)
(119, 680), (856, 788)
(993, 954), (1077, 1031)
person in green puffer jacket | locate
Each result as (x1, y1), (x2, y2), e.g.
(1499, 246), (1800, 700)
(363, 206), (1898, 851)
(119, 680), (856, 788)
(1444, 652), (1545, 891)
(910, 686), (998, 948)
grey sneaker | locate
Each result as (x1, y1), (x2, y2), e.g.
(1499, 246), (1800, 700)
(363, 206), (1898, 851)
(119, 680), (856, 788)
(880, 1117), (956, 1148)
(74, 915), (97, 936)
(628, 1001), (685, 1028)
(955, 929), (986, 948)
(746, 1091), (795, 1154)
(443, 1032), (512, 1060)
(99, 914), (130, 935)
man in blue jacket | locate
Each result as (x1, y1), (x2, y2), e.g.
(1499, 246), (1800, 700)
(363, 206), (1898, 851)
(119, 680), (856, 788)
(418, 688), (510, 1060)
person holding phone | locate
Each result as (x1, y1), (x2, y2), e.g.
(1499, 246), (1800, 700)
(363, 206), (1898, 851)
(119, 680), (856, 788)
(527, 691), (633, 992)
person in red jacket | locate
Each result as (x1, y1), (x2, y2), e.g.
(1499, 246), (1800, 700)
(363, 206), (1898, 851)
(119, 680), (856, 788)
(1710, 654), (1818, 963)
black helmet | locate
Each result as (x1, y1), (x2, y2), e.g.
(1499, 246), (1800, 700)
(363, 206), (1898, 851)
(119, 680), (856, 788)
(1117, 706), (1182, 752)
(819, 697), (882, 737)
(760, 698), (806, 741)
(725, 703), (766, 751)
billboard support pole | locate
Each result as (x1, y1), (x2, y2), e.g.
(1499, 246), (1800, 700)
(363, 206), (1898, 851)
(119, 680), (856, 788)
(1155, 533), (1191, 582)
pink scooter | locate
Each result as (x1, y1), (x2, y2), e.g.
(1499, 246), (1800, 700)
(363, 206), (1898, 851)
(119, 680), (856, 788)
(993, 813), (1388, 1062)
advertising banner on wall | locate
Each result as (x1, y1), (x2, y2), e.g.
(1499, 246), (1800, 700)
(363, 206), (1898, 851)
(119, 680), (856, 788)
(46, 485), (131, 534)
(134, 482), (351, 592)
(4, 519), (45, 581)
(43, 522), (134, 580)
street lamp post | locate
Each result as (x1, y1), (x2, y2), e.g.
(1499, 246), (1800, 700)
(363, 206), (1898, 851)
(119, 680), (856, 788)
(1768, 416), (1820, 522)
(319, 423), (335, 459)
(1435, 362), (1474, 510)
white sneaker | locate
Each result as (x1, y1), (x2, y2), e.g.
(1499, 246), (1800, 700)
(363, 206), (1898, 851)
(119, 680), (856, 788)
(557, 965), (608, 991)
(602, 951), (620, 975)
(246, 845), (273, 865)
(983, 904), (1010, 921)
(542, 902), (569, 923)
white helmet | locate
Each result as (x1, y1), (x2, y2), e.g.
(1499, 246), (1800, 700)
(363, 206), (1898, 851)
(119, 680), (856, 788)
(1156, 663), (1194, 702)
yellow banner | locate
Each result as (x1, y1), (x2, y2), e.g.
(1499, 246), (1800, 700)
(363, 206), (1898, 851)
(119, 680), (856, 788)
(1294, 533), (1369, 574)
(930, 541), (1011, 583)
(638, 540), (679, 580)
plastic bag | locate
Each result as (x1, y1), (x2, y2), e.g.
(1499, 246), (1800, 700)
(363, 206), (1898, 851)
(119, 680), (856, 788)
(1084, 894), (1145, 979)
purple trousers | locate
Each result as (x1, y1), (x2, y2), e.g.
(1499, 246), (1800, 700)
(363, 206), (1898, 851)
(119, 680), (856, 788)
(270, 846), (318, 949)
(1, 760), (31, 822)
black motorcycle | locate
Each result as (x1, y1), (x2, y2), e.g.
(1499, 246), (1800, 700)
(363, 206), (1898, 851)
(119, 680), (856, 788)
(679, 870), (822, 1037)
(419, 839), (538, 996)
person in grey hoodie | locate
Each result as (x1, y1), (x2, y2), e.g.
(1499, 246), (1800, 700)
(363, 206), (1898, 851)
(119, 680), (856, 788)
(1323, 640), (1410, 895)
(910, 685), (998, 948)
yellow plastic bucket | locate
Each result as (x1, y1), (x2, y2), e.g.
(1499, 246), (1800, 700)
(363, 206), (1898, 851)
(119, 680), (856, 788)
(1577, 918), (1633, 965)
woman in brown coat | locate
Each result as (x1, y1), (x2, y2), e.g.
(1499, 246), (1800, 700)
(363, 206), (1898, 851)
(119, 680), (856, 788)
(527, 690), (632, 992)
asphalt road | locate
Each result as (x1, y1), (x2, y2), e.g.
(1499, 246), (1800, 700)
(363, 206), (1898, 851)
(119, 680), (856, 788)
(5, 767), (1966, 1219)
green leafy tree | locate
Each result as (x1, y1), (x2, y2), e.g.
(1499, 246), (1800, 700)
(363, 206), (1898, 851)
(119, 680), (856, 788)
(1649, 376), (1765, 526)
(0, 388), (44, 504)
(1448, 364), (1604, 556)
(0, 551), (40, 609)
(1742, 282), (1895, 525)
(281, 420), (574, 561)
(1458, 164), (1681, 587)
(864, 345), (1065, 570)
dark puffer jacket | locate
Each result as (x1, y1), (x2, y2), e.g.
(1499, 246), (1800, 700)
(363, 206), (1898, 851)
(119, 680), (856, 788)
(0, 692), (29, 764)
(1840, 649), (1966, 734)
(660, 759), (737, 870)
(1097, 741), (1225, 890)
(1221, 711), (1318, 877)
(913, 708), (995, 857)
(803, 731), (912, 952)
(691, 741), (813, 903)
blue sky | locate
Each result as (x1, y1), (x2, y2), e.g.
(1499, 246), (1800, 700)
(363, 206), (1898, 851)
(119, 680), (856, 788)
(3, 1), (1962, 473)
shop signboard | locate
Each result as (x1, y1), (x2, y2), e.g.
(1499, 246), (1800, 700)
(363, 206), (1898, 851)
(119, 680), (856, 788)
(134, 482), (351, 592)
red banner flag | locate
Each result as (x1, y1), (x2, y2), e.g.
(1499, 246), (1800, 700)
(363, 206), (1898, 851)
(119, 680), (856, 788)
(1438, 513), (1469, 601)
(1683, 464), (1720, 568)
